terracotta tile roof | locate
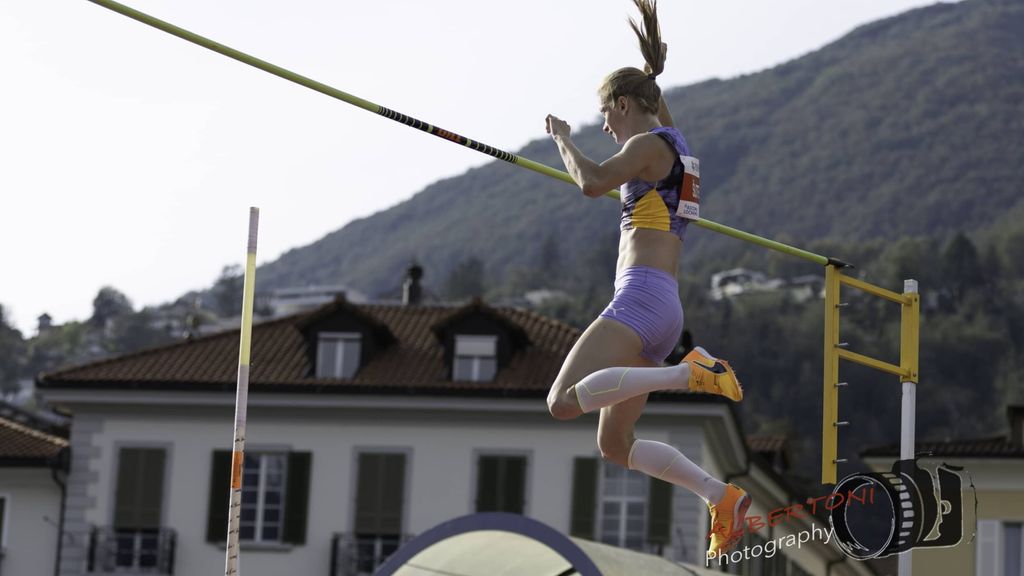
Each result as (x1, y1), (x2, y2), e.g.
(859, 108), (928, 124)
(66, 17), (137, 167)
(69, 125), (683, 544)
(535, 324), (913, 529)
(862, 437), (1024, 459)
(0, 416), (68, 466)
(37, 300), (709, 403)
(746, 434), (788, 455)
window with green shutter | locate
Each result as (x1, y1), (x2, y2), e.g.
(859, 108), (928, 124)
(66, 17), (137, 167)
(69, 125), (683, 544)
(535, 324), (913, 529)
(353, 452), (407, 574)
(112, 448), (166, 569)
(354, 453), (406, 535)
(475, 455), (527, 514)
(114, 448), (166, 530)
(205, 450), (311, 546)
(647, 478), (673, 548)
(570, 457), (598, 539)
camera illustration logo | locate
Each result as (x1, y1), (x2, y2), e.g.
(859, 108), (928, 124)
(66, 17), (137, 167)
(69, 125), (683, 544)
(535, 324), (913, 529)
(828, 458), (972, 559)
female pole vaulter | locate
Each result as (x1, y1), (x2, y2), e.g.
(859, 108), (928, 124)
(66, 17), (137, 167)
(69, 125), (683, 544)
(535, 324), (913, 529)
(544, 0), (750, 556)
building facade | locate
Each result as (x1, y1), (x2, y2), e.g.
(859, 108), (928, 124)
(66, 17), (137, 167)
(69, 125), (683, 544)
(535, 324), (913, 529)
(36, 298), (872, 576)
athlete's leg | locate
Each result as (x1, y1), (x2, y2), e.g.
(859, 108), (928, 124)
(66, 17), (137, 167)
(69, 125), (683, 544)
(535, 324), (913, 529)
(573, 346), (742, 412)
(596, 380), (728, 505)
(547, 317), (646, 420)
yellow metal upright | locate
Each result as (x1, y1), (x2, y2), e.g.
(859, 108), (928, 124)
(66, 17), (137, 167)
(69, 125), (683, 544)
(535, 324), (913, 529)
(900, 282), (921, 384)
(822, 265), (842, 484)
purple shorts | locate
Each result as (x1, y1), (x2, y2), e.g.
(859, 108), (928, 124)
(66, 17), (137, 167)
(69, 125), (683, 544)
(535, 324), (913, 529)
(599, 265), (684, 363)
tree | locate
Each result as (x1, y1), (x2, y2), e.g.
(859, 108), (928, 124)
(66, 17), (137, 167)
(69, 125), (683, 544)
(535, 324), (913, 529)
(211, 265), (244, 317)
(0, 305), (26, 397)
(942, 233), (985, 306)
(109, 309), (176, 355)
(90, 286), (134, 329)
(444, 257), (485, 300)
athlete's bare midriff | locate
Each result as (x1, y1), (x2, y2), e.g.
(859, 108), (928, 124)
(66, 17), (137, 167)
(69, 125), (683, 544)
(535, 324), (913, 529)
(616, 227), (682, 278)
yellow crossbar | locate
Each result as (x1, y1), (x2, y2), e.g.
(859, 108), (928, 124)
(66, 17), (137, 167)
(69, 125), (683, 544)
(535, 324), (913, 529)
(839, 275), (910, 304)
(836, 348), (911, 379)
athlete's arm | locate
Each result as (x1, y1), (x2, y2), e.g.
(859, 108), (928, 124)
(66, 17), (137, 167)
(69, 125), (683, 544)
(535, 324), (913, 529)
(657, 94), (674, 129)
(655, 43), (674, 128)
(547, 115), (660, 198)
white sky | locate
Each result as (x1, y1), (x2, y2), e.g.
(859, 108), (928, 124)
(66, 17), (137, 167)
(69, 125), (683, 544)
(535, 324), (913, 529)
(2, 0), (948, 335)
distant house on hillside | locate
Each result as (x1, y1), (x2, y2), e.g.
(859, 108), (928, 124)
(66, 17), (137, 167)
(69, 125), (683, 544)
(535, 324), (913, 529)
(31, 269), (874, 576)
(710, 268), (786, 301)
(710, 268), (825, 302)
(262, 284), (368, 318)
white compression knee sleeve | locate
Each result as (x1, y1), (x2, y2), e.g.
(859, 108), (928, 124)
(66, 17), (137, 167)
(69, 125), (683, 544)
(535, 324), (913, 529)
(573, 364), (691, 413)
(628, 439), (726, 505)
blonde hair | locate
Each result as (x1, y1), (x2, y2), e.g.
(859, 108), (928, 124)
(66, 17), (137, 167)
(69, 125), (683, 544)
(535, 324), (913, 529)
(598, 0), (665, 115)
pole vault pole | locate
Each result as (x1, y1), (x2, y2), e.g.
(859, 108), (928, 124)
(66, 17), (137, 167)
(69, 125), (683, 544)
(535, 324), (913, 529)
(85, 0), (839, 268)
(225, 207), (259, 576)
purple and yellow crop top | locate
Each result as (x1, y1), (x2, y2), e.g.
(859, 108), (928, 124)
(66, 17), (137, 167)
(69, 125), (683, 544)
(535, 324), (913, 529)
(619, 126), (695, 242)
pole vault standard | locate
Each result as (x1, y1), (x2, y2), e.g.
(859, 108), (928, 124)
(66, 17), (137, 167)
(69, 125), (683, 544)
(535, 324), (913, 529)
(225, 207), (259, 576)
(86, 0), (836, 268)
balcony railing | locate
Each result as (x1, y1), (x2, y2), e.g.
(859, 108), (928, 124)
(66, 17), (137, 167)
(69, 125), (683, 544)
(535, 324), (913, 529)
(87, 527), (176, 574)
(330, 533), (413, 576)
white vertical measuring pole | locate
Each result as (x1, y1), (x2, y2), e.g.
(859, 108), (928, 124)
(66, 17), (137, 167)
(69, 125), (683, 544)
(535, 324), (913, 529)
(225, 208), (259, 576)
(898, 279), (918, 576)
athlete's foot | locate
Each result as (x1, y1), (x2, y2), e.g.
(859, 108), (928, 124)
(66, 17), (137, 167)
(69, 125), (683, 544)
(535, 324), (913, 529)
(707, 483), (752, 556)
(683, 346), (743, 401)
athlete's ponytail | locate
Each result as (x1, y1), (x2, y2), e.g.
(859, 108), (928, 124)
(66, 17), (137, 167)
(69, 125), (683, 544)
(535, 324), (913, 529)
(598, 0), (665, 115)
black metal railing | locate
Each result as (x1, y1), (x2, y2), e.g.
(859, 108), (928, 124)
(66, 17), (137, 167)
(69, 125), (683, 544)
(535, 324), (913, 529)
(330, 533), (413, 576)
(87, 527), (176, 574)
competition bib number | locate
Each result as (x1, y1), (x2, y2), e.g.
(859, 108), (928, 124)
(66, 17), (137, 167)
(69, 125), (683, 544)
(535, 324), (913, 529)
(676, 155), (700, 221)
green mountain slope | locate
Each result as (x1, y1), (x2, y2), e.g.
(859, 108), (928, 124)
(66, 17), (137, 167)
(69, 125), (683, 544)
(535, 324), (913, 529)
(255, 0), (1024, 299)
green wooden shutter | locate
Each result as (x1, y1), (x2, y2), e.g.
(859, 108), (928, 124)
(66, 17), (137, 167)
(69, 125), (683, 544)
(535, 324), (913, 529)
(355, 453), (405, 535)
(282, 452), (312, 545)
(206, 450), (232, 543)
(476, 456), (500, 512)
(570, 457), (598, 539)
(114, 448), (165, 529)
(504, 457), (526, 515)
(476, 456), (527, 514)
(647, 477), (673, 545)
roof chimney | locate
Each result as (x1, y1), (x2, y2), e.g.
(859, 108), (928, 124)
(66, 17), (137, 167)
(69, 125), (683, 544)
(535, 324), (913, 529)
(403, 263), (423, 306)
(1010, 405), (1024, 447)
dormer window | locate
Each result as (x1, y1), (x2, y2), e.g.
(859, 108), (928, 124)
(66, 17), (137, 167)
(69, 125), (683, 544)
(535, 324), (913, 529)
(453, 335), (497, 382)
(316, 332), (362, 378)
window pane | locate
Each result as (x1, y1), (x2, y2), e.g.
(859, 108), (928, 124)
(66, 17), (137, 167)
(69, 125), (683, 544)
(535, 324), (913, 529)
(627, 516), (645, 533)
(241, 507), (256, 522)
(455, 335), (496, 356)
(242, 494), (258, 508)
(453, 357), (473, 380)
(342, 339), (362, 378)
(263, 508), (280, 523)
(239, 525), (255, 541)
(262, 525), (280, 542)
(477, 357), (497, 381)
(316, 339), (338, 377)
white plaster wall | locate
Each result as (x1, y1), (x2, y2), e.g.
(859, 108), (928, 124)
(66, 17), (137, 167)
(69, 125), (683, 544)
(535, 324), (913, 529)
(83, 406), (625, 576)
(0, 468), (61, 576)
